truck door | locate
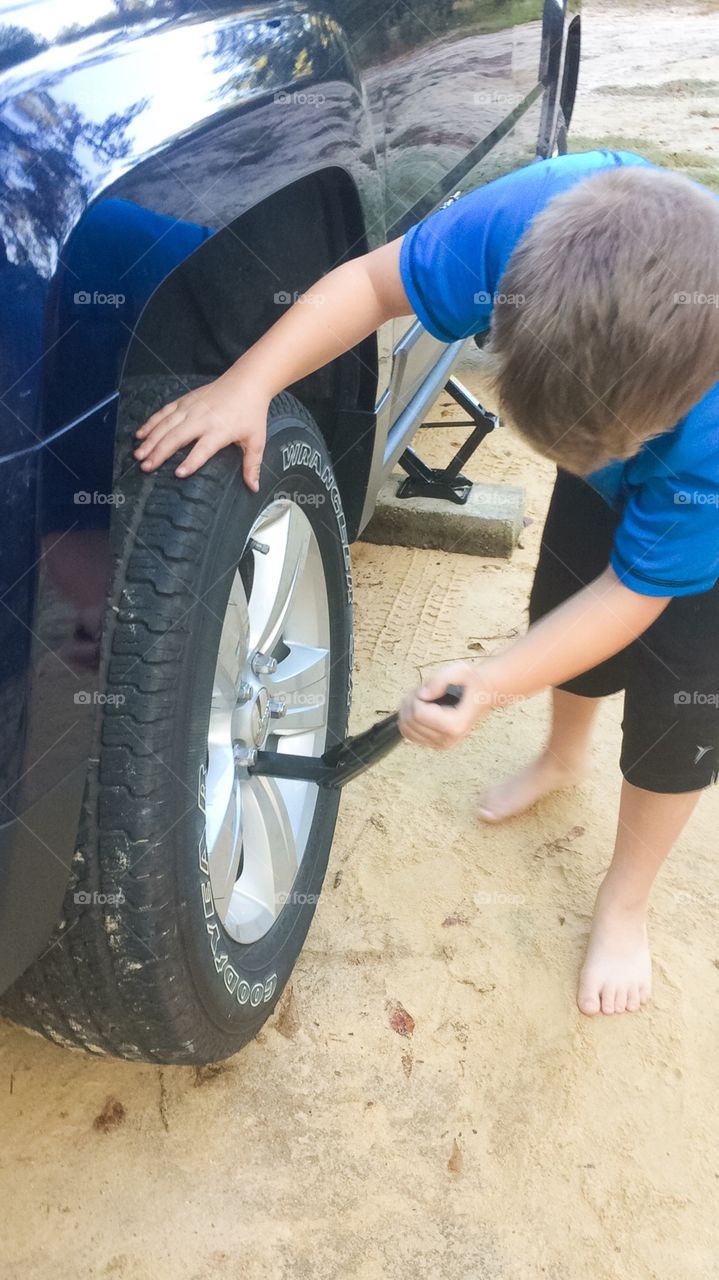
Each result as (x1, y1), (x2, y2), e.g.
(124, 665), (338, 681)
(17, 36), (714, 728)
(376, 0), (547, 415)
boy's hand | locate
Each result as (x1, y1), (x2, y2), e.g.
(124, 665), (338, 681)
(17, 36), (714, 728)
(399, 662), (491, 749)
(134, 371), (269, 490)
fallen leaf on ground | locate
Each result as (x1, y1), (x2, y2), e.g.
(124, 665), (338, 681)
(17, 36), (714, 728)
(448, 1139), (463, 1176)
(386, 1001), (415, 1038)
(93, 1097), (126, 1133)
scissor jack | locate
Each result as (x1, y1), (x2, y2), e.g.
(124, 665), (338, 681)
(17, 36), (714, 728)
(395, 376), (498, 506)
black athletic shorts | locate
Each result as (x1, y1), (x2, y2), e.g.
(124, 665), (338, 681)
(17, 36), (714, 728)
(529, 469), (719, 794)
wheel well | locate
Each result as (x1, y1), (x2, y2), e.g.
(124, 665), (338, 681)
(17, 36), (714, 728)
(120, 168), (379, 509)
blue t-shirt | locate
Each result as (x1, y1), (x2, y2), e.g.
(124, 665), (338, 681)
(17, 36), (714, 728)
(399, 149), (719, 598)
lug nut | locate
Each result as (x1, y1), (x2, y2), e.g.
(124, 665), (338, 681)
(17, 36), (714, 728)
(268, 696), (286, 719)
(251, 651), (277, 675)
(233, 743), (258, 768)
(236, 681), (254, 704)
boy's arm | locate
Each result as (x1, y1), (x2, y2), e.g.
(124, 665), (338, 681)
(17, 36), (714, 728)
(399, 567), (671, 748)
(134, 239), (413, 489)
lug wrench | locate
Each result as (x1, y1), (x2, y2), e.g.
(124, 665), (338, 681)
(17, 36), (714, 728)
(248, 685), (465, 788)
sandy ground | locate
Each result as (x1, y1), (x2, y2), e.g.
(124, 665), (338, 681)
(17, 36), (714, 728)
(2, 4), (718, 1278)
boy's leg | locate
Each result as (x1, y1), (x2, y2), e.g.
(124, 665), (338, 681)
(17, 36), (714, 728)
(578, 578), (719, 1014)
(479, 469), (625, 822)
(577, 783), (701, 1014)
(478, 687), (599, 821)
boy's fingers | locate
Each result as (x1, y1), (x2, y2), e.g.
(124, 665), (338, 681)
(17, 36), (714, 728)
(399, 720), (447, 748)
(418, 662), (472, 702)
(411, 700), (462, 734)
(242, 440), (265, 493)
(399, 698), (459, 745)
(138, 420), (202, 471)
(134, 411), (188, 459)
(417, 673), (448, 701)
(175, 434), (226, 477)
(136, 401), (179, 437)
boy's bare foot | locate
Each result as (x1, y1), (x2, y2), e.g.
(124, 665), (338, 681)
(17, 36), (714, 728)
(478, 753), (584, 823)
(577, 879), (652, 1015)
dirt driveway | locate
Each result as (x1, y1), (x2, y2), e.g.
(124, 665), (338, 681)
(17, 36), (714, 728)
(1, 5), (717, 1277)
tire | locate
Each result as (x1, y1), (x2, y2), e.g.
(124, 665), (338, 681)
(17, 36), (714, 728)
(1, 377), (353, 1063)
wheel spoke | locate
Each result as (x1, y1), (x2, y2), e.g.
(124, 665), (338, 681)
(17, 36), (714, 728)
(225, 775), (299, 942)
(206, 570), (249, 851)
(248, 505), (311, 657)
(206, 712), (235, 854)
(215, 570), (250, 694)
(266, 642), (329, 734)
(207, 775), (243, 914)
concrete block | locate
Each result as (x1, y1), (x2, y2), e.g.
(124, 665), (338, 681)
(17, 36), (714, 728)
(360, 471), (524, 559)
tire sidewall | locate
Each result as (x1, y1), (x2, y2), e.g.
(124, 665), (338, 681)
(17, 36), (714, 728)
(172, 408), (352, 1041)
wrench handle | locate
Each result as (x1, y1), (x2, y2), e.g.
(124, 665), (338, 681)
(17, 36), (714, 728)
(250, 684), (466, 787)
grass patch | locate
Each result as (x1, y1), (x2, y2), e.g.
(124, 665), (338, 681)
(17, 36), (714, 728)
(592, 0), (719, 10)
(568, 134), (719, 192)
(595, 79), (719, 98)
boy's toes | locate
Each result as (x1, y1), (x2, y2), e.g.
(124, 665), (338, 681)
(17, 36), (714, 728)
(600, 985), (616, 1015)
(477, 756), (580, 825)
(577, 899), (651, 1018)
(626, 985), (641, 1013)
(576, 974), (601, 1015)
(613, 986), (628, 1014)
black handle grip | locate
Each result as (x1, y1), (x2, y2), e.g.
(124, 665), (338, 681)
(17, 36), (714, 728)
(321, 682), (465, 778)
(431, 682), (464, 708)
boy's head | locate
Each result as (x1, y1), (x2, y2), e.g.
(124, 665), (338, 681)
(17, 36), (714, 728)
(482, 165), (719, 473)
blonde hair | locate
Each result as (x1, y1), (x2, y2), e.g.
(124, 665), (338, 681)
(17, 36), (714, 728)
(482, 165), (719, 473)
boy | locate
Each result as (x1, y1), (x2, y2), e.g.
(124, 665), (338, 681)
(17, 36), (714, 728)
(135, 150), (719, 1017)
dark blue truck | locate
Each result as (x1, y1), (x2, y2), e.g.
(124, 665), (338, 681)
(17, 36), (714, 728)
(0, 0), (580, 1062)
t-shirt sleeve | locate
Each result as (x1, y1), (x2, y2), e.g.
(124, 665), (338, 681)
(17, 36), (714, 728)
(398, 170), (541, 342)
(610, 472), (719, 597)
